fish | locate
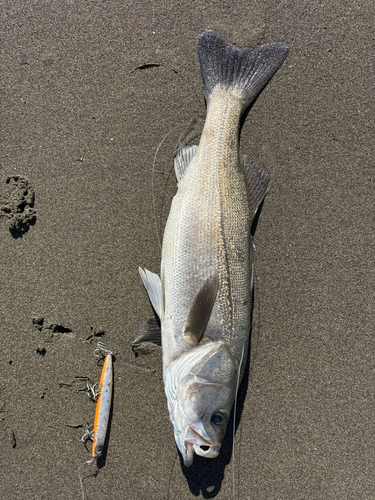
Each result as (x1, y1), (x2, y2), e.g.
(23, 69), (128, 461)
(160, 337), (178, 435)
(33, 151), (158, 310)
(135, 29), (288, 466)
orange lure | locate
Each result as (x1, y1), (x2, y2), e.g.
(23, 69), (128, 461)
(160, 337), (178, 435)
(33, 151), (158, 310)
(91, 348), (113, 458)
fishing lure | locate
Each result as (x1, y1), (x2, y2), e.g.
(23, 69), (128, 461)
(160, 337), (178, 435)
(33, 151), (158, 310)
(78, 343), (113, 499)
(91, 343), (113, 458)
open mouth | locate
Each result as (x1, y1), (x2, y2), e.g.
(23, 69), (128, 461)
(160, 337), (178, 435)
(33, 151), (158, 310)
(183, 425), (221, 465)
(183, 440), (221, 465)
(192, 442), (220, 458)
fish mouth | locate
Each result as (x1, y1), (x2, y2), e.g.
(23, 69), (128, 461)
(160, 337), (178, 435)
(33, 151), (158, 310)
(183, 425), (220, 465)
(193, 443), (220, 459)
(183, 439), (220, 465)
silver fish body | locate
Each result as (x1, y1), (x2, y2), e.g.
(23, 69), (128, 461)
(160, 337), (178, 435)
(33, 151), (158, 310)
(137, 30), (288, 466)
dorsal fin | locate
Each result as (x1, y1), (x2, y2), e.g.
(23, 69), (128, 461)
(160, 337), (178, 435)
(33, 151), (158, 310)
(243, 155), (269, 221)
(174, 143), (198, 184)
(183, 275), (219, 344)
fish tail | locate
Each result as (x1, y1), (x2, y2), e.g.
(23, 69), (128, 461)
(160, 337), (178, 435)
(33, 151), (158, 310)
(197, 30), (288, 110)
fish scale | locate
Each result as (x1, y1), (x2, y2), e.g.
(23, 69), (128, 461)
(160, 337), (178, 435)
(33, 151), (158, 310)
(163, 87), (250, 360)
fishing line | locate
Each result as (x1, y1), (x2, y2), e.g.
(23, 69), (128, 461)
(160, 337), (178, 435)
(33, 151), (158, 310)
(250, 241), (262, 372)
(152, 127), (180, 251)
(231, 240), (263, 499)
(78, 457), (96, 500)
(232, 341), (246, 500)
(166, 450), (179, 500)
(151, 56), (204, 251)
(151, 116), (202, 252)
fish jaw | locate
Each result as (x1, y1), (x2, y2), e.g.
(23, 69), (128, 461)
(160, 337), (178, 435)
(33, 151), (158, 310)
(185, 442), (195, 467)
(185, 420), (221, 459)
(169, 406), (221, 466)
(167, 400), (197, 466)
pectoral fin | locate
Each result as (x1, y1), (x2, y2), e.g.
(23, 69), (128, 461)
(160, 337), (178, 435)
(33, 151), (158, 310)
(183, 275), (219, 344)
(139, 267), (164, 320)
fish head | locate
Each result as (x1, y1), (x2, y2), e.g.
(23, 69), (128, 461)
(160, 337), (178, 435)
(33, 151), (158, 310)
(165, 341), (239, 466)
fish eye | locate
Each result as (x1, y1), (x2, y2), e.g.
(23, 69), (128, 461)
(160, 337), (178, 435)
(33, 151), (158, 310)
(211, 412), (225, 425)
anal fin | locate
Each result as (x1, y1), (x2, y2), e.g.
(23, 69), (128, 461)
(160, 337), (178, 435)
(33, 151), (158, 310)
(133, 317), (161, 346)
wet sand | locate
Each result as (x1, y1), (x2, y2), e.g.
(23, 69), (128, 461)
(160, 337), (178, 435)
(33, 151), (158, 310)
(1, 1), (374, 499)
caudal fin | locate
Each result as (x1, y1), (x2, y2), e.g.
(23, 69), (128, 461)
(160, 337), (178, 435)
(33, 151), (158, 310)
(197, 30), (288, 109)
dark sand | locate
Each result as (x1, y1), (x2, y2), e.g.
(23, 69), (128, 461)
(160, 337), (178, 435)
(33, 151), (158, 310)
(1, 2), (374, 499)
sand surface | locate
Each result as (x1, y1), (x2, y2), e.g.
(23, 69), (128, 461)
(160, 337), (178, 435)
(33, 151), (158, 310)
(1, 1), (374, 499)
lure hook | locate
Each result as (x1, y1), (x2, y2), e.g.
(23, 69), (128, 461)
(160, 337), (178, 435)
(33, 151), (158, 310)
(93, 342), (113, 358)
